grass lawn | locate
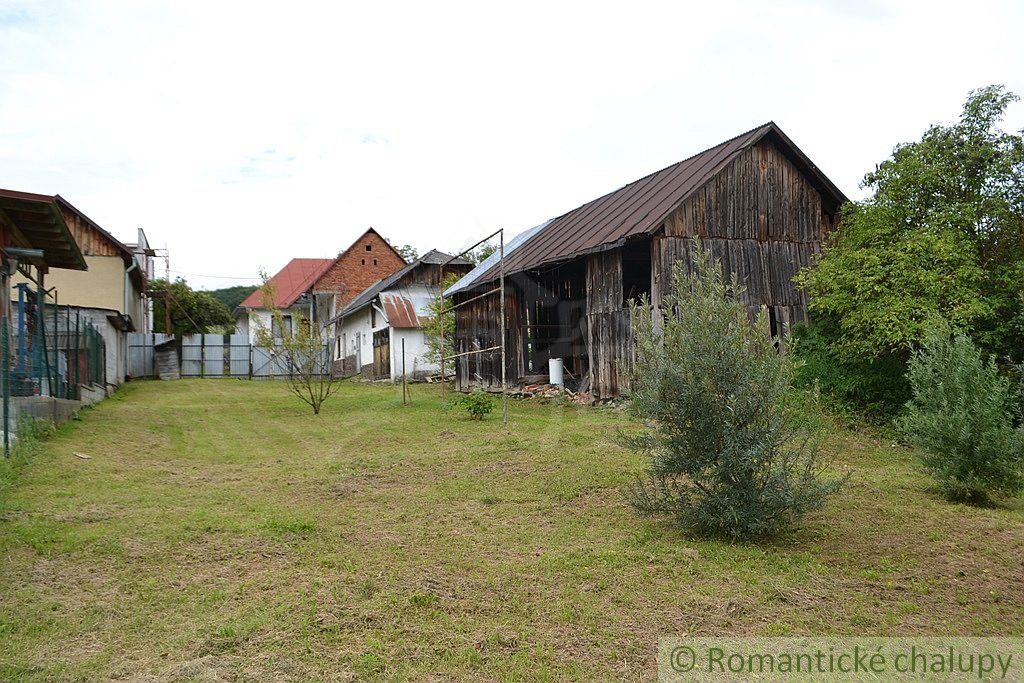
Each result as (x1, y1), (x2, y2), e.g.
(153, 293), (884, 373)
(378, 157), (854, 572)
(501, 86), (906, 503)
(1, 380), (1023, 680)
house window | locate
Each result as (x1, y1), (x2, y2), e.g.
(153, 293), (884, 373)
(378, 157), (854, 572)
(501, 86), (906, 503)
(371, 308), (377, 327)
(336, 335), (342, 359)
(272, 315), (292, 339)
(365, 244), (372, 251)
(361, 258), (366, 265)
(373, 258), (377, 266)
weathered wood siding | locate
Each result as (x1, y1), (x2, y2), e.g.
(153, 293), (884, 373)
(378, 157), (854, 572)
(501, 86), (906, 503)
(653, 139), (835, 333)
(58, 207), (124, 257)
(585, 250), (631, 398)
(453, 287), (521, 391)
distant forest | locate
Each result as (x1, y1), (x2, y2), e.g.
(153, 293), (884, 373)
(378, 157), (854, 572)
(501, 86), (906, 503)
(205, 284), (257, 312)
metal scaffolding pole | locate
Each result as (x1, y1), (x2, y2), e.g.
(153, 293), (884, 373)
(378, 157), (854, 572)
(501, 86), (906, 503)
(499, 229), (507, 425)
(438, 228), (507, 425)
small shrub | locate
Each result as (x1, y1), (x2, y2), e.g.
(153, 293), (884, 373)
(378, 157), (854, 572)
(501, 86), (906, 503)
(900, 321), (1024, 504)
(623, 240), (847, 540)
(456, 391), (495, 420)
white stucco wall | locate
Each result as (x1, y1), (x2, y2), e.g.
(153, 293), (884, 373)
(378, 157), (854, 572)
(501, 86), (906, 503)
(389, 327), (434, 379)
(334, 304), (385, 373)
(333, 283), (440, 381)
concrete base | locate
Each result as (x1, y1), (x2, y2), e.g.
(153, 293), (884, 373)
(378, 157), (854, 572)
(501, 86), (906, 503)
(79, 385), (106, 405)
(4, 396), (83, 443)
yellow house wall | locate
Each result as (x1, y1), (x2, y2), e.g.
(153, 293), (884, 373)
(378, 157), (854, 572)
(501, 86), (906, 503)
(12, 255), (129, 314)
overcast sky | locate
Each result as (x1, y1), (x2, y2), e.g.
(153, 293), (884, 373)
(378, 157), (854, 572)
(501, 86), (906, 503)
(1, 1), (1022, 290)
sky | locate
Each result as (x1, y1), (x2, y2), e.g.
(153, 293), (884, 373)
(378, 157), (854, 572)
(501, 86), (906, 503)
(1, 0), (1022, 291)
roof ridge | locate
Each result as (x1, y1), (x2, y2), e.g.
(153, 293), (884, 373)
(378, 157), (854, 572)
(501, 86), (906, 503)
(541, 122), (774, 226)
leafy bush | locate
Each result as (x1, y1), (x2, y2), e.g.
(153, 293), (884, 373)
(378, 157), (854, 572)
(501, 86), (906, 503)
(791, 316), (910, 418)
(796, 86), (1024, 413)
(456, 391), (495, 420)
(900, 321), (1024, 504)
(623, 242), (847, 539)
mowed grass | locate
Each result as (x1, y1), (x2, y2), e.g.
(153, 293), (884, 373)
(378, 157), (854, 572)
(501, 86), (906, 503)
(1, 380), (1023, 681)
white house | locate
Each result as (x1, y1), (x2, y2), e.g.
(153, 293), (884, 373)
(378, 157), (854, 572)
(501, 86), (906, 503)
(331, 250), (472, 380)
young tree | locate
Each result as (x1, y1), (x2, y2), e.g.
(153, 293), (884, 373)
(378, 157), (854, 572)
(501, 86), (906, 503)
(421, 272), (461, 377)
(900, 320), (1024, 504)
(151, 278), (234, 335)
(624, 242), (846, 539)
(252, 274), (338, 415)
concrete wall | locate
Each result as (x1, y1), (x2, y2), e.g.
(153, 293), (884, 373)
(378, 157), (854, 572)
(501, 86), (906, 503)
(389, 328), (435, 379)
(71, 307), (128, 388)
(334, 305), (384, 377)
(239, 306), (309, 342)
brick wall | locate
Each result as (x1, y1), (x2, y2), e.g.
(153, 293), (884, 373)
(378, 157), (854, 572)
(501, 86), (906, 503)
(313, 230), (406, 311)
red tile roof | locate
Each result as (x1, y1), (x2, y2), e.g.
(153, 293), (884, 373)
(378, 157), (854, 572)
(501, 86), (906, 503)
(239, 258), (334, 309)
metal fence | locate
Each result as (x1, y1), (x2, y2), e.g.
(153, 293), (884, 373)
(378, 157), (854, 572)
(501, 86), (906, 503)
(3, 283), (108, 456)
(128, 333), (330, 379)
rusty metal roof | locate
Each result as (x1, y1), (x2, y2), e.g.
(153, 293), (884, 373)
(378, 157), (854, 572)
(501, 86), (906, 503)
(380, 292), (420, 328)
(464, 122), (846, 287)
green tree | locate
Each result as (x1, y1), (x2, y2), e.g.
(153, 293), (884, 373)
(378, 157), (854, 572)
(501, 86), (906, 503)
(900, 320), (1024, 504)
(421, 272), (461, 377)
(252, 273), (338, 415)
(151, 278), (234, 336)
(389, 243), (419, 262)
(205, 284), (257, 312)
(797, 85), (1024, 411)
(467, 243), (497, 264)
(624, 242), (846, 539)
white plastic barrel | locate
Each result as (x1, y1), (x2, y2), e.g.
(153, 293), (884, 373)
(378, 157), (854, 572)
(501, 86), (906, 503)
(548, 358), (564, 387)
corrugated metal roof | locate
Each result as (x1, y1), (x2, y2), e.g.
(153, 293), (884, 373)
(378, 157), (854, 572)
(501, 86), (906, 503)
(462, 122), (846, 287)
(238, 258), (333, 309)
(332, 249), (471, 322)
(380, 292), (420, 328)
(444, 220), (550, 296)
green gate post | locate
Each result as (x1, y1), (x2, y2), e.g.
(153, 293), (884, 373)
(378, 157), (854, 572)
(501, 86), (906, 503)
(65, 306), (71, 399)
(73, 310), (80, 392)
(35, 275), (44, 393)
(52, 292), (59, 398)
(3, 323), (9, 457)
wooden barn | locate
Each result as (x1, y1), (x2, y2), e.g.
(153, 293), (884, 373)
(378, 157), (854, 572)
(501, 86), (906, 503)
(444, 122), (847, 399)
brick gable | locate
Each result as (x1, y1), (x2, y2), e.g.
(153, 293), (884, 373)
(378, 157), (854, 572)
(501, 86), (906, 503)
(313, 229), (406, 310)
